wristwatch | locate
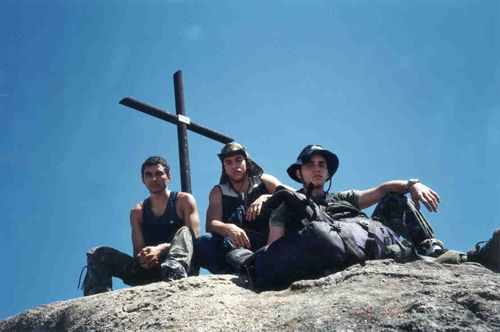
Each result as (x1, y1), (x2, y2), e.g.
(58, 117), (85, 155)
(406, 178), (420, 191)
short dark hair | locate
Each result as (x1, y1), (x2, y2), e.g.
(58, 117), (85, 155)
(141, 156), (170, 177)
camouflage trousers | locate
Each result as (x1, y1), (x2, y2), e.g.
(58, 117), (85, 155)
(371, 193), (436, 247)
(82, 226), (194, 296)
(372, 193), (466, 263)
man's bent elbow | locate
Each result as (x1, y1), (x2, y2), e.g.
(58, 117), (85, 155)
(205, 220), (214, 233)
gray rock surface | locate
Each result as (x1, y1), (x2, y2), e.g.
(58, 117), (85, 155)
(1, 260), (499, 331)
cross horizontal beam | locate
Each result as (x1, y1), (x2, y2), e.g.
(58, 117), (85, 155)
(119, 97), (234, 144)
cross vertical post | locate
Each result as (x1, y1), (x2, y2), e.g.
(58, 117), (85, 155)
(173, 70), (192, 194)
(120, 70), (234, 193)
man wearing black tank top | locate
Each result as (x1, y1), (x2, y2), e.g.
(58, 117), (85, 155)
(81, 156), (200, 296)
(196, 142), (285, 274)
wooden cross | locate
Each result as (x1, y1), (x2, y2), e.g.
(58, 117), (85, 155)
(119, 70), (234, 193)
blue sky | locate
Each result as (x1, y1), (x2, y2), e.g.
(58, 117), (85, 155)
(1, 0), (498, 319)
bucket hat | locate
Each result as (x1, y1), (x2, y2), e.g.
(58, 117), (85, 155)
(286, 145), (339, 183)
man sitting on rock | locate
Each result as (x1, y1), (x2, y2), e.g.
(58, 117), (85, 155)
(196, 142), (284, 273)
(245, 145), (499, 290)
(81, 156), (200, 296)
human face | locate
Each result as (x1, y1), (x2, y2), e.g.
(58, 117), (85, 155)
(296, 154), (329, 192)
(142, 164), (170, 194)
(223, 154), (247, 183)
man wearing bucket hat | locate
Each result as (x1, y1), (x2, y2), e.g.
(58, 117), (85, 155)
(246, 145), (499, 290)
(286, 145), (439, 212)
(265, 144), (441, 245)
(196, 142), (285, 274)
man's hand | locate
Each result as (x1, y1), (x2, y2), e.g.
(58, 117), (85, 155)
(137, 246), (163, 269)
(225, 224), (251, 248)
(409, 182), (441, 212)
(245, 194), (271, 221)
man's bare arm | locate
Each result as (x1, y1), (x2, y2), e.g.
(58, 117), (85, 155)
(261, 173), (283, 193)
(267, 225), (285, 245)
(177, 192), (201, 238)
(357, 180), (440, 212)
(130, 204), (145, 257)
(246, 174), (295, 221)
(206, 186), (250, 248)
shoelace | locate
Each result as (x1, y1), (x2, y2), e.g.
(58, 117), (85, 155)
(77, 265), (87, 289)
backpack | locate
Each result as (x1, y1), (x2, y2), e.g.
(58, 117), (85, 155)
(263, 187), (381, 265)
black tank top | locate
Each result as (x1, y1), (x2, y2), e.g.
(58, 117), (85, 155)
(141, 191), (184, 246)
(218, 176), (270, 235)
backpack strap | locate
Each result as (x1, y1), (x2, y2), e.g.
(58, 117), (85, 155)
(262, 186), (316, 222)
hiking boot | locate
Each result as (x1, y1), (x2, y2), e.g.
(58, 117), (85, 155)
(79, 264), (112, 296)
(160, 259), (187, 281)
(417, 238), (446, 257)
(467, 228), (500, 273)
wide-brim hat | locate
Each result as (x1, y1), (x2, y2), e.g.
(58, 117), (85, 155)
(218, 142), (264, 184)
(286, 144), (339, 183)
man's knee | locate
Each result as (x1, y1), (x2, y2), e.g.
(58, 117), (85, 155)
(176, 225), (190, 235)
(380, 192), (406, 203)
(372, 192), (435, 245)
(196, 233), (215, 251)
(195, 233), (232, 273)
(372, 193), (410, 237)
(86, 246), (118, 263)
(170, 226), (195, 253)
(173, 226), (192, 240)
(373, 193), (406, 219)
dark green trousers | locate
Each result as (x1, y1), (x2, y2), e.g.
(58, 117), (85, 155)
(83, 226), (193, 296)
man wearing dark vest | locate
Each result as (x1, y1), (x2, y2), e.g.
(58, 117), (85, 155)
(81, 156), (200, 296)
(196, 142), (284, 273)
(249, 145), (499, 290)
